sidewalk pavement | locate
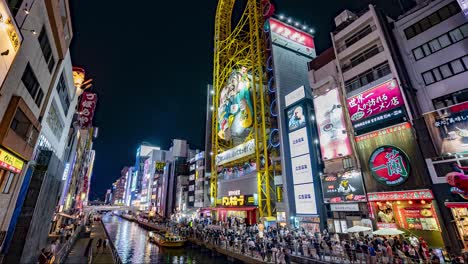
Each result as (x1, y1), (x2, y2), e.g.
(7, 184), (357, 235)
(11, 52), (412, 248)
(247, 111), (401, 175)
(64, 222), (114, 264)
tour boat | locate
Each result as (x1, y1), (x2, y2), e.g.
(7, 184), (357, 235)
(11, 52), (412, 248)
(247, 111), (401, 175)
(148, 231), (186, 247)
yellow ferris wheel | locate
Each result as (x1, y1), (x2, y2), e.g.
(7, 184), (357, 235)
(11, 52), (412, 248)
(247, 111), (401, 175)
(211, 0), (276, 218)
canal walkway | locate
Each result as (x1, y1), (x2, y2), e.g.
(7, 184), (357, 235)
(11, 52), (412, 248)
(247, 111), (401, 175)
(64, 221), (114, 264)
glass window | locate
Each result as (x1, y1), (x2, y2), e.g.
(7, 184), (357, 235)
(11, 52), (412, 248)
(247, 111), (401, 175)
(404, 27), (415, 39)
(413, 23), (422, 35)
(413, 47), (424, 60)
(460, 24), (468, 38)
(432, 68), (442, 81)
(438, 6), (451, 20)
(21, 63), (40, 99)
(422, 44), (431, 56)
(2, 172), (14, 194)
(35, 89), (44, 107)
(429, 39), (441, 52)
(428, 12), (441, 26)
(419, 18), (431, 31)
(438, 34), (452, 48)
(450, 28), (464, 42)
(440, 64), (453, 78)
(448, 2), (461, 15)
(423, 71), (435, 85)
(451, 59), (465, 74)
(10, 109), (31, 139)
(462, 56), (468, 68)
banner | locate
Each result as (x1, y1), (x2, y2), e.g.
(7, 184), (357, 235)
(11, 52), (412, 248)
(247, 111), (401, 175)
(78, 92), (97, 128)
(215, 139), (255, 165)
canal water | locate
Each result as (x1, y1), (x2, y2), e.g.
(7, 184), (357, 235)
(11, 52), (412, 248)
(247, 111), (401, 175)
(102, 214), (242, 264)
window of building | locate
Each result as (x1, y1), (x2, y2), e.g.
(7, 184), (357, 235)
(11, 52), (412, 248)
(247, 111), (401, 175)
(22, 63), (40, 99)
(6, 0), (24, 16)
(56, 73), (70, 115)
(422, 55), (468, 85)
(429, 39), (441, 52)
(438, 34), (451, 48)
(10, 109), (31, 139)
(344, 62), (391, 93)
(38, 26), (55, 73)
(344, 25), (373, 48)
(422, 44), (431, 56)
(413, 47), (424, 60)
(346, 45), (383, 70)
(433, 68), (443, 81)
(1, 171), (15, 194)
(404, 2), (461, 39)
(433, 88), (468, 109)
(449, 28), (464, 42)
(34, 89), (44, 107)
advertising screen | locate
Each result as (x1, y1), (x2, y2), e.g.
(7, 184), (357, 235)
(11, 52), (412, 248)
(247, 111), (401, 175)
(287, 105), (306, 131)
(294, 183), (318, 215)
(321, 170), (366, 203)
(0, 1), (21, 87)
(347, 79), (404, 124)
(217, 67), (254, 143)
(423, 102), (468, 156)
(314, 89), (352, 160)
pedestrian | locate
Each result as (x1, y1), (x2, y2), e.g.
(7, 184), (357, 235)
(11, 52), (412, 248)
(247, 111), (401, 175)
(96, 238), (102, 253)
(103, 238), (108, 252)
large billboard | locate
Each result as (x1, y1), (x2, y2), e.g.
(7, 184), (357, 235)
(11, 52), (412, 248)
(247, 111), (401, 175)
(0, 1), (21, 87)
(423, 102), (468, 156)
(314, 89), (351, 160)
(217, 67), (254, 143)
(269, 18), (315, 57)
(294, 183), (318, 215)
(321, 170), (366, 203)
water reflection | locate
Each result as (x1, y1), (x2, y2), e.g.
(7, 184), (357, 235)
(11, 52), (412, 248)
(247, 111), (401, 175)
(102, 215), (239, 264)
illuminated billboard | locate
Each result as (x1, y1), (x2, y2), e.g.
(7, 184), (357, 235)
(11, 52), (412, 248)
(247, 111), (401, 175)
(321, 170), (366, 203)
(314, 89), (351, 160)
(294, 183), (318, 215)
(0, 0), (21, 87)
(287, 105), (306, 131)
(423, 102), (468, 156)
(217, 67), (254, 143)
(269, 18), (315, 57)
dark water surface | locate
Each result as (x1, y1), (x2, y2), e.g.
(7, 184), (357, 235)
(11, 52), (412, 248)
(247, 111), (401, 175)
(102, 215), (242, 264)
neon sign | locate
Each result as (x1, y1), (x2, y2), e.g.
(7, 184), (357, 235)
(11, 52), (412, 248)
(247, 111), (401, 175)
(369, 145), (410, 186)
(269, 19), (314, 48)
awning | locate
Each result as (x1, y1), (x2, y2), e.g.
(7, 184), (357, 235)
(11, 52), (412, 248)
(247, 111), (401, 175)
(445, 202), (468, 208)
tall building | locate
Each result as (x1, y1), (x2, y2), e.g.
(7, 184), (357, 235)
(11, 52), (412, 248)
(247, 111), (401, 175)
(132, 143), (160, 208)
(328, 4), (447, 249)
(393, 0), (468, 253)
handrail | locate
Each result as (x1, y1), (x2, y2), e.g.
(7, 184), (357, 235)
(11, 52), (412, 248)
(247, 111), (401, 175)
(100, 221), (122, 264)
(53, 225), (82, 264)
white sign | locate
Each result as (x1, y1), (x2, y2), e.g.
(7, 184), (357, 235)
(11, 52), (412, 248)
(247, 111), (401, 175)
(294, 183), (317, 215)
(285, 86), (305, 107)
(330, 203), (359, 212)
(62, 163), (70, 181)
(458, 0), (468, 19)
(289, 127), (309, 158)
(228, 190), (241, 196)
(216, 139), (255, 165)
(291, 154), (313, 185)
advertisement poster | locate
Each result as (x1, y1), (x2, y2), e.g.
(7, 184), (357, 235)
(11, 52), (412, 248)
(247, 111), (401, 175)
(347, 79), (404, 123)
(369, 145), (410, 186)
(288, 127), (309, 157)
(0, 1), (21, 87)
(287, 105), (307, 131)
(423, 102), (468, 156)
(269, 18), (316, 57)
(314, 89), (351, 160)
(321, 170), (366, 203)
(294, 183), (318, 215)
(217, 67), (254, 143)
(291, 154), (313, 185)
(216, 139), (255, 165)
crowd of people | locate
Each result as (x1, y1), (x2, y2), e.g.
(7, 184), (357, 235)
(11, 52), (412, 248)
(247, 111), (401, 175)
(162, 217), (465, 264)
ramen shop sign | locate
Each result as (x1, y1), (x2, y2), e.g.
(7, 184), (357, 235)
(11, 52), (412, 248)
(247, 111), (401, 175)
(369, 146), (410, 186)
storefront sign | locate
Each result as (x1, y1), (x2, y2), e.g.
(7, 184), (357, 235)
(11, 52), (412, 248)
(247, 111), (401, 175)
(78, 92), (98, 128)
(347, 79), (404, 123)
(291, 154), (313, 185)
(330, 203), (359, 212)
(0, 1), (21, 87)
(216, 139), (255, 165)
(294, 183), (317, 215)
(353, 108), (405, 132)
(288, 127), (309, 158)
(423, 102), (468, 155)
(355, 122), (411, 142)
(367, 190), (434, 201)
(321, 170), (366, 203)
(221, 194), (256, 206)
(314, 89), (352, 160)
(269, 19), (315, 57)
(0, 148), (23, 173)
(369, 145), (410, 186)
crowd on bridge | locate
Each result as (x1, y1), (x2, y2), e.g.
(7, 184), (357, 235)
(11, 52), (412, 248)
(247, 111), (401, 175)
(162, 217), (466, 264)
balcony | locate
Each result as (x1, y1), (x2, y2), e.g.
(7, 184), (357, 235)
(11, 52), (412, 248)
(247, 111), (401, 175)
(344, 62), (392, 94)
(342, 45), (384, 73)
(337, 25), (377, 53)
(343, 50), (387, 83)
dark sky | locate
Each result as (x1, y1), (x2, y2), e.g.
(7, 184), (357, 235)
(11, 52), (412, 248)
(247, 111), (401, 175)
(69, 0), (413, 200)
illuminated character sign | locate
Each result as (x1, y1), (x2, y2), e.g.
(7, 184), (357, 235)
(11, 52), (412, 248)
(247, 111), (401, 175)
(369, 146), (410, 186)
(337, 179), (356, 194)
(218, 67), (254, 141)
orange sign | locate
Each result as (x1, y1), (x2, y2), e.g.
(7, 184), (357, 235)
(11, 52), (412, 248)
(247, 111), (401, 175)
(0, 148), (24, 173)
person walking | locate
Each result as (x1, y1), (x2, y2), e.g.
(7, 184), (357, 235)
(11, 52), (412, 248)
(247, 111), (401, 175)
(103, 238), (108, 252)
(96, 238), (102, 253)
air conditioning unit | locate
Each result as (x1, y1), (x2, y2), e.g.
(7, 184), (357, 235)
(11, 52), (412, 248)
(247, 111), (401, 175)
(334, 10), (358, 27)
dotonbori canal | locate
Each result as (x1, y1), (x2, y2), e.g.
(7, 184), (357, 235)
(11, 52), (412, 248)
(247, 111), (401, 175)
(102, 214), (242, 264)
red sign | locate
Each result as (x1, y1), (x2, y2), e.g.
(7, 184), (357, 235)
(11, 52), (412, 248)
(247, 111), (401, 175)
(355, 123), (411, 142)
(78, 92), (97, 128)
(347, 79), (404, 123)
(368, 190), (434, 201)
(269, 18), (315, 49)
(369, 145), (410, 186)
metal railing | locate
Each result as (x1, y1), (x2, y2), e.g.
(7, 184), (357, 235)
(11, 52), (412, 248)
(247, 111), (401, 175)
(53, 225), (83, 264)
(337, 25), (377, 53)
(342, 46), (384, 72)
(100, 221), (122, 264)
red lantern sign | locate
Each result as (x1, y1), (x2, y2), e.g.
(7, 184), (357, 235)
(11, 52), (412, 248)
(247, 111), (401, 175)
(369, 145), (410, 186)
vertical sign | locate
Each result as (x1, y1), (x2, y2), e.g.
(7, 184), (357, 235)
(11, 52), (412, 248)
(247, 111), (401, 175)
(78, 92), (97, 128)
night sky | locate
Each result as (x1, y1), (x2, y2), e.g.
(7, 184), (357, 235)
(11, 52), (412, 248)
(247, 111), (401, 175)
(69, 0), (414, 200)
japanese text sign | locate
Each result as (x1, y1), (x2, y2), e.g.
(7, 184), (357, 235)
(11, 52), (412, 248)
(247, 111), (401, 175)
(347, 79), (404, 123)
(369, 145), (410, 186)
(78, 92), (97, 128)
(0, 148), (23, 173)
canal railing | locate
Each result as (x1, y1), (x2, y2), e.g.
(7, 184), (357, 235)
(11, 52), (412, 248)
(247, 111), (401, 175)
(53, 225), (83, 264)
(100, 221), (123, 264)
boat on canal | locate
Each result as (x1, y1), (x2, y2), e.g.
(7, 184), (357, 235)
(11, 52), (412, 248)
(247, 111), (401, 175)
(148, 231), (186, 248)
